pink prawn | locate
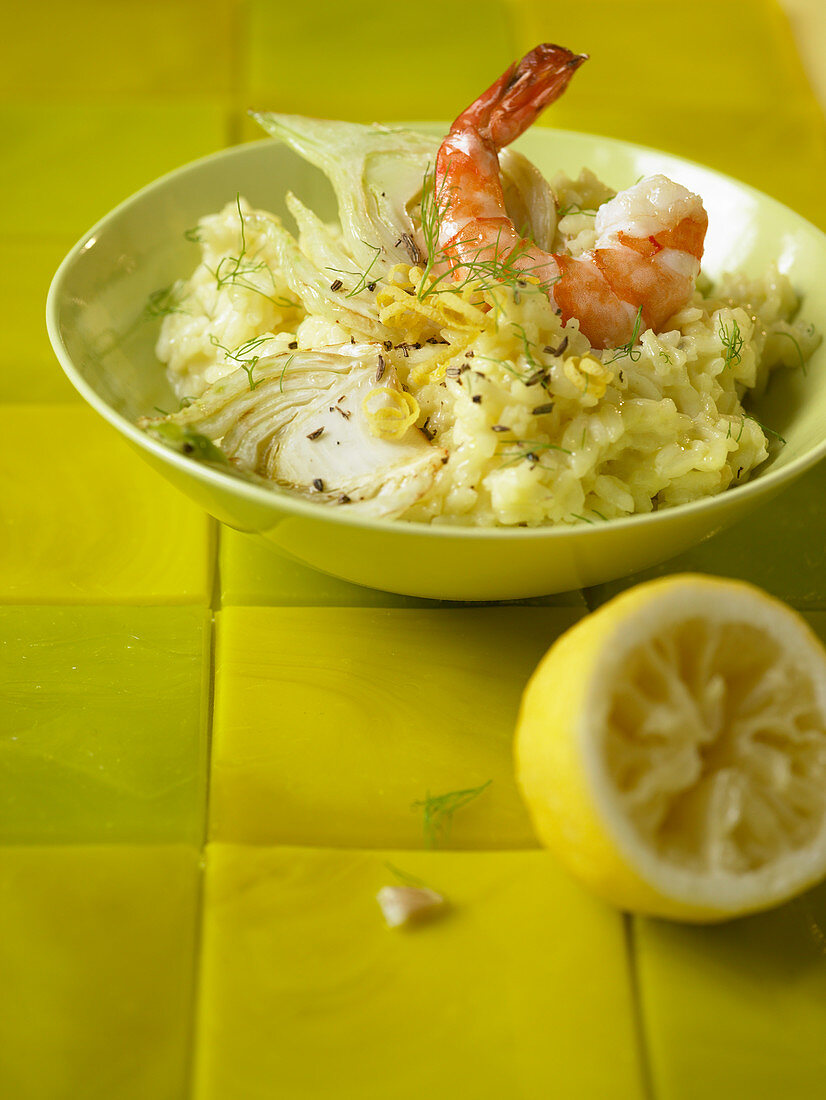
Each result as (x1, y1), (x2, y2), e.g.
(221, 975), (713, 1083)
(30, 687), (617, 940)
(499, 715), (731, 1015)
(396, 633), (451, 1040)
(433, 44), (709, 350)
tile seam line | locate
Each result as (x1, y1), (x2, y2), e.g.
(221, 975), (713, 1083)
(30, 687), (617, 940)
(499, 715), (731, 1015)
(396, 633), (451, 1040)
(181, 838), (208, 1098)
(182, 511), (220, 1095)
(227, 0), (248, 147)
(182, 607), (218, 1096)
(624, 914), (656, 1100)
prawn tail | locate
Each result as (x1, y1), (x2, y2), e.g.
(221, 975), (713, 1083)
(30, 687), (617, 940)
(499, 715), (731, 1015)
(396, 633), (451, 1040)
(462, 44), (588, 151)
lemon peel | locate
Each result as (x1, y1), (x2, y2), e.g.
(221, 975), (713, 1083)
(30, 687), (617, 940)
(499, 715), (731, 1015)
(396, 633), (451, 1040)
(363, 386), (420, 440)
(562, 355), (613, 399)
(376, 263), (488, 339)
(515, 575), (826, 922)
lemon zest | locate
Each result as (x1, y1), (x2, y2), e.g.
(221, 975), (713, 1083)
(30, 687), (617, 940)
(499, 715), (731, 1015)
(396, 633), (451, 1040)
(563, 355), (613, 399)
(409, 334), (481, 386)
(363, 386), (420, 440)
(409, 266), (491, 330)
(377, 278), (487, 339)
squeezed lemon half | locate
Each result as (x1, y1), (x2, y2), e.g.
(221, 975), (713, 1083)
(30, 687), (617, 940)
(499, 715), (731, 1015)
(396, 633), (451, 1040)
(515, 575), (826, 922)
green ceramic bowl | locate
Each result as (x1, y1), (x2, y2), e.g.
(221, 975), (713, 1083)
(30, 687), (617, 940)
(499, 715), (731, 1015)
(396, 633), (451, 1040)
(47, 129), (826, 600)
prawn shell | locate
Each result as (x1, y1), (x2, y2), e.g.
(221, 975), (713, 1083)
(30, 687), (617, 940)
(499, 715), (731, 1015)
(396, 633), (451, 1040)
(614, 219), (707, 260)
(553, 254), (636, 349)
(592, 247), (694, 332)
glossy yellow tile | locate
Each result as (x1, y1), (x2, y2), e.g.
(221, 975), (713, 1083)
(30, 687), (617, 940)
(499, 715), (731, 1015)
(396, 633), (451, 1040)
(219, 526), (455, 608)
(218, 526), (586, 607)
(0, 0), (236, 98)
(516, 0), (812, 114)
(533, 102), (825, 228)
(586, 460), (826, 611)
(514, 0), (826, 226)
(0, 845), (200, 1100)
(0, 406), (214, 603)
(0, 102), (227, 239)
(635, 879), (826, 1098)
(0, 237), (81, 402)
(239, 0), (516, 125)
(210, 605), (583, 847)
(0, 606), (211, 843)
(194, 845), (644, 1100)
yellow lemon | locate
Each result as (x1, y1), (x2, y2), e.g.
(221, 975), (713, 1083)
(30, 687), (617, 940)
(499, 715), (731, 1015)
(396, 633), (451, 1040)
(515, 575), (826, 922)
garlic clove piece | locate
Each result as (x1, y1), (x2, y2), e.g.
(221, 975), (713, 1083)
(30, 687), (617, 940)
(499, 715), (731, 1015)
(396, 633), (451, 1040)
(376, 885), (446, 928)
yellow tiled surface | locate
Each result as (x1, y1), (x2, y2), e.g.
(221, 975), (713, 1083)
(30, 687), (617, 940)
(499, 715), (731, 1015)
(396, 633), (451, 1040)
(0, 606), (211, 843)
(0, 406), (214, 603)
(1, 1), (235, 99)
(517, 0), (826, 227)
(2, 102), (227, 237)
(241, 0), (517, 128)
(0, 845), (201, 1100)
(0, 239), (81, 402)
(635, 879), (826, 1098)
(210, 606), (582, 848)
(195, 845), (644, 1100)
(3, 0), (826, 1096)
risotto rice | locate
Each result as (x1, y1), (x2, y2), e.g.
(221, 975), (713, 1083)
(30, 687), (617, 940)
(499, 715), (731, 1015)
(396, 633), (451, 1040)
(144, 135), (818, 528)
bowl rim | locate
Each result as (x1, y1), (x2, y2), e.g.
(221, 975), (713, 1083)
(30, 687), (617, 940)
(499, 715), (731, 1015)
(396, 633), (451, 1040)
(46, 125), (826, 542)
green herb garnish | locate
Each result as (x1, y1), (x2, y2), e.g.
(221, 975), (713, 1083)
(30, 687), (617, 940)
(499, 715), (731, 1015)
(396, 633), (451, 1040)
(412, 780), (492, 848)
(384, 863), (429, 889)
(475, 350), (552, 393)
(152, 393), (195, 418)
(147, 422), (229, 465)
(726, 418), (746, 443)
(557, 203), (597, 217)
(209, 333), (275, 391)
(497, 438), (573, 468)
(208, 194), (296, 308)
(326, 241), (383, 298)
(771, 329), (807, 374)
(279, 353), (294, 394)
(605, 306), (643, 364)
(718, 316), (744, 369)
(510, 322), (541, 370)
(744, 413), (787, 445)
(417, 161), (452, 293)
(416, 163), (558, 302)
(144, 284), (185, 319)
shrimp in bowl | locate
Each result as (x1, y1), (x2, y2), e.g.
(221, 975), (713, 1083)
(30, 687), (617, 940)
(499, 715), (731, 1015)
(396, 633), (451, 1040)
(142, 44), (819, 529)
(434, 43), (709, 349)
